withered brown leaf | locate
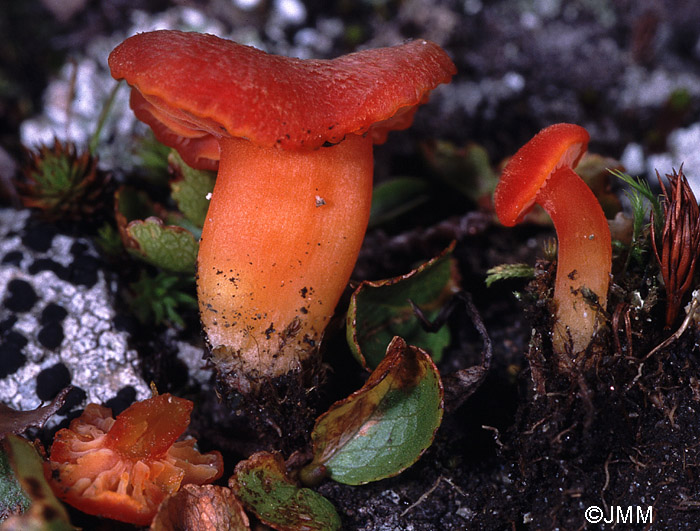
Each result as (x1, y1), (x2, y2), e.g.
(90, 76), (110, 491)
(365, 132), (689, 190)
(0, 386), (71, 437)
(151, 484), (250, 531)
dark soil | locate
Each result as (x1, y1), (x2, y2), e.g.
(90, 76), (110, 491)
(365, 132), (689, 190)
(4, 1), (700, 530)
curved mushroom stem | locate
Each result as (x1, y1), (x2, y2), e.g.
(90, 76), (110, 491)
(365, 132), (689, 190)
(198, 134), (374, 393)
(536, 166), (612, 356)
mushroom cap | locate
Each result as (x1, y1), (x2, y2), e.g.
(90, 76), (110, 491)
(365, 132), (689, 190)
(494, 123), (590, 226)
(46, 394), (223, 526)
(109, 30), (456, 166)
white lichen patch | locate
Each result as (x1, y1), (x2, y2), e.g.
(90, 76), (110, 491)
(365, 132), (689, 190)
(0, 208), (150, 418)
(164, 327), (211, 387)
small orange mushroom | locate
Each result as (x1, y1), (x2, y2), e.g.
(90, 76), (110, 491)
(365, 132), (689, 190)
(108, 31), (456, 393)
(493, 123), (612, 356)
(45, 393), (223, 526)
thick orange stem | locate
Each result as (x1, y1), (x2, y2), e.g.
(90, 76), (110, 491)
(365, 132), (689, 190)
(197, 134), (374, 391)
(536, 167), (611, 355)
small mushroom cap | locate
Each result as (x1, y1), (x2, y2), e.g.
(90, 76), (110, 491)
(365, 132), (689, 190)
(494, 123), (590, 226)
(109, 30), (456, 165)
(45, 394), (223, 526)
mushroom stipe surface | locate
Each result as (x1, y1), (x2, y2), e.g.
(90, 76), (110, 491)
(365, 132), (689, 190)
(494, 123), (612, 357)
(109, 31), (456, 394)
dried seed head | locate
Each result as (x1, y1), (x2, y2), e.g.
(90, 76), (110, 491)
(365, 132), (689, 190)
(650, 166), (700, 328)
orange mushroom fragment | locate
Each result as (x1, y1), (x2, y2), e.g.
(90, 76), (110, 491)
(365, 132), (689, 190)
(493, 123), (612, 356)
(108, 30), (456, 393)
(45, 393), (223, 526)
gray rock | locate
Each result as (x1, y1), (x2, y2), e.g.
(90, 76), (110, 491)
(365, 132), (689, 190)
(0, 208), (150, 424)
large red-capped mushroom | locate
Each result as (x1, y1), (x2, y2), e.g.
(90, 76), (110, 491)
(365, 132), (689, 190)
(45, 393), (223, 526)
(108, 31), (456, 393)
(494, 123), (612, 356)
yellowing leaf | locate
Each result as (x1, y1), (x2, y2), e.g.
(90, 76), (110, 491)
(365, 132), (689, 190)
(230, 452), (341, 531)
(115, 186), (199, 273)
(125, 217), (198, 273)
(1, 435), (75, 530)
(304, 337), (443, 485)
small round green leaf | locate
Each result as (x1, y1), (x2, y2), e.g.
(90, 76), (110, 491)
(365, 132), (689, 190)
(305, 337), (444, 485)
(230, 452), (341, 531)
(125, 217), (198, 273)
(114, 185), (199, 272)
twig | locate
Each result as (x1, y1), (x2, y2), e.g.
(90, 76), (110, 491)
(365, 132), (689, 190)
(482, 425), (504, 449)
(600, 452), (613, 514)
(409, 291), (492, 366)
(644, 289), (700, 360)
(401, 475), (468, 517)
(410, 291), (493, 411)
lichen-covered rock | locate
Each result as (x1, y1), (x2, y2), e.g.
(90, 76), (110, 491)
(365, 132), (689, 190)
(0, 208), (150, 424)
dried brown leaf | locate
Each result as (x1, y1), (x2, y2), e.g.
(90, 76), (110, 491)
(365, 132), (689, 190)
(0, 387), (71, 437)
(151, 484), (250, 531)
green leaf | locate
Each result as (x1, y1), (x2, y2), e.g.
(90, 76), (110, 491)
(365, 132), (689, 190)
(114, 186), (199, 273)
(0, 446), (30, 521)
(369, 177), (430, 228)
(126, 270), (197, 327)
(169, 150), (216, 228)
(304, 337), (443, 485)
(1, 435), (75, 530)
(230, 451), (341, 531)
(125, 217), (198, 273)
(164, 213), (203, 242)
(347, 244), (459, 369)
